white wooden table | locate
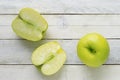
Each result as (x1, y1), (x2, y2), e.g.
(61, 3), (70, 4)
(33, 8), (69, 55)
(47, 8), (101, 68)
(0, 0), (120, 80)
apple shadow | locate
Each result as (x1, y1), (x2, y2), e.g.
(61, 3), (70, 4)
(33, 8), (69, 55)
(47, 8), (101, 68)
(18, 39), (50, 53)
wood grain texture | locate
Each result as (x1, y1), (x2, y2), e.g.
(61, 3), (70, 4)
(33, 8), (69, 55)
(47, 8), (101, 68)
(0, 40), (119, 64)
(0, 15), (120, 39)
(0, 65), (120, 80)
(0, 0), (120, 14)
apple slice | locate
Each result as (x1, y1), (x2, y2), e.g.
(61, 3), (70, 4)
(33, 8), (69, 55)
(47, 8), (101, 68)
(31, 41), (66, 75)
(12, 8), (48, 41)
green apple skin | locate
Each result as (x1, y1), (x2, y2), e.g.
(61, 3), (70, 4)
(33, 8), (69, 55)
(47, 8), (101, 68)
(77, 33), (110, 67)
(12, 8), (48, 41)
(31, 41), (66, 75)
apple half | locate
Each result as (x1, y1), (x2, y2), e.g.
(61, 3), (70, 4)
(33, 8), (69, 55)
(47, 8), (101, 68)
(77, 33), (110, 67)
(31, 41), (66, 75)
(12, 8), (48, 41)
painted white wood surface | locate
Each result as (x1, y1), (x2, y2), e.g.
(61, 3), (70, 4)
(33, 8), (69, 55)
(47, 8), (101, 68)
(0, 0), (120, 80)
(0, 40), (120, 64)
(0, 65), (120, 80)
(0, 0), (120, 14)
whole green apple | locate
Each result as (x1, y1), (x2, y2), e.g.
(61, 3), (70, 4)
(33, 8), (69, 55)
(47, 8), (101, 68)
(12, 8), (48, 41)
(77, 33), (110, 67)
(31, 41), (66, 75)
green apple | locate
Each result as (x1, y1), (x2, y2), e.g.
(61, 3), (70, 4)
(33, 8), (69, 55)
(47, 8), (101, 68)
(12, 8), (48, 41)
(31, 41), (66, 75)
(77, 33), (110, 67)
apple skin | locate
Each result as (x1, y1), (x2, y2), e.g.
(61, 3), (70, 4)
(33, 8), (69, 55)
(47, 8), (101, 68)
(31, 41), (66, 75)
(12, 8), (48, 41)
(77, 33), (110, 67)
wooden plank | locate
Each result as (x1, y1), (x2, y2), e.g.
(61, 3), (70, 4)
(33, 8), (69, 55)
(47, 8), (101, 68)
(0, 25), (120, 39)
(0, 65), (120, 80)
(0, 0), (120, 14)
(1, 15), (120, 39)
(1, 15), (120, 26)
(0, 40), (119, 64)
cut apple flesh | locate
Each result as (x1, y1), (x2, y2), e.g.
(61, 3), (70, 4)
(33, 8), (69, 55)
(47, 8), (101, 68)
(31, 41), (66, 75)
(12, 8), (48, 41)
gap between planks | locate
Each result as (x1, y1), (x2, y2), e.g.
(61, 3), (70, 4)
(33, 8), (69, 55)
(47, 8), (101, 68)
(1, 13), (120, 15)
(0, 38), (120, 40)
(0, 63), (85, 65)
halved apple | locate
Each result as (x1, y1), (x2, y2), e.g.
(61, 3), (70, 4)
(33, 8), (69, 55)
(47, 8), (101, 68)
(31, 41), (66, 75)
(12, 8), (48, 41)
